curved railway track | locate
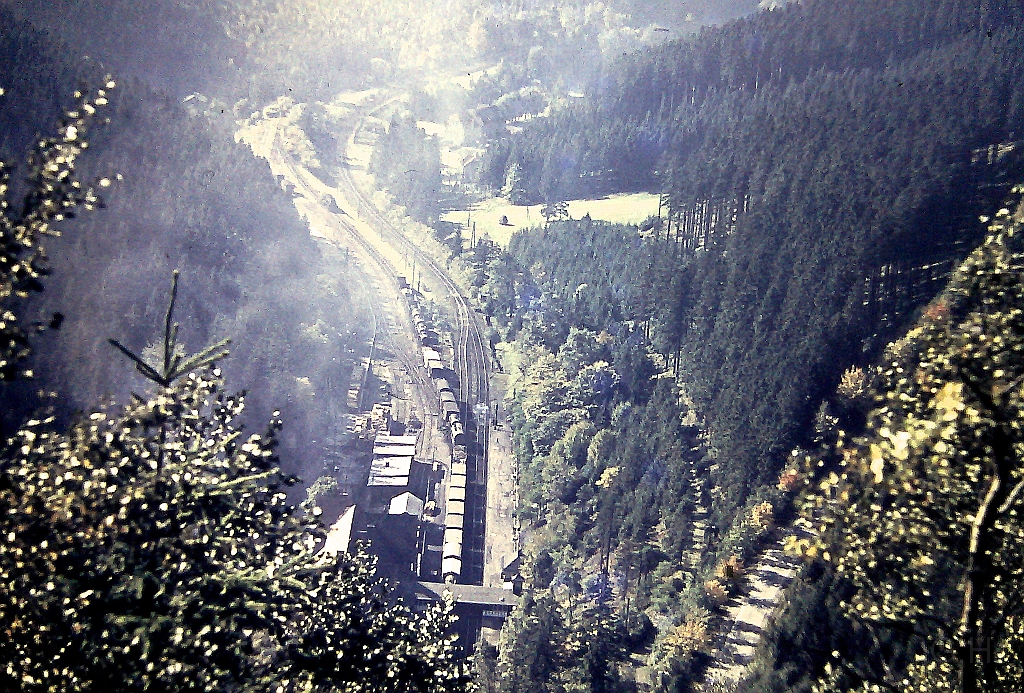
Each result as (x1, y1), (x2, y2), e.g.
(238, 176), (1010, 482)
(335, 114), (492, 582)
(272, 132), (440, 464)
(335, 110), (491, 482)
(269, 109), (492, 583)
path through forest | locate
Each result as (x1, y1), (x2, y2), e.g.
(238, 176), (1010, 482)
(701, 519), (816, 690)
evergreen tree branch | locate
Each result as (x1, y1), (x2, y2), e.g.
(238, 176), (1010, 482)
(107, 338), (167, 386)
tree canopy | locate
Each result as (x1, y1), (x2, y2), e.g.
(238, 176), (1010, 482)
(794, 190), (1024, 693)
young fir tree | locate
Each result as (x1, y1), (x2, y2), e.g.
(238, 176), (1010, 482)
(0, 87), (467, 692)
(794, 188), (1024, 693)
(0, 364), (465, 692)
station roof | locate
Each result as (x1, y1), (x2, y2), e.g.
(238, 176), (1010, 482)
(368, 476), (407, 487)
(374, 444), (417, 457)
(370, 456), (413, 475)
(368, 456), (412, 487)
(415, 582), (517, 608)
(374, 434), (418, 446)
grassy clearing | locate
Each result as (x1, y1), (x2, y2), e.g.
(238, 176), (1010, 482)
(441, 192), (662, 246)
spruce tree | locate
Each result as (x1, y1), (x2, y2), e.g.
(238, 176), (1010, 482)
(0, 82), (113, 381)
(0, 86), (467, 693)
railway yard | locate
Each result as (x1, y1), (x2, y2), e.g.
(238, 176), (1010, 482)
(237, 92), (517, 650)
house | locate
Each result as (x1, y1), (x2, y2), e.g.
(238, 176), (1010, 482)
(389, 492), (425, 518)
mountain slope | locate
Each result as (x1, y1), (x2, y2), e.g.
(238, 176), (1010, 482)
(485, 0), (1024, 521)
(0, 8), (358, 477)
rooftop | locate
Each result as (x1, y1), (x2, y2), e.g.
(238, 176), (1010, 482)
(373, 444), (417, 457)
(374, 434), (418, 446)
(389, 492), (425, 517)
(414, 582), (518, 608)
(368, 455), (413, 487)
(321, 505), (356, 555)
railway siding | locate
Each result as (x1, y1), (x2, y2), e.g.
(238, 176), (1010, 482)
(239, 105), (508, 589)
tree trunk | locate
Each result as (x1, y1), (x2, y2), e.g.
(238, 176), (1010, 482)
(960, 473), (999, 693)
(958, 390), (1015, 693)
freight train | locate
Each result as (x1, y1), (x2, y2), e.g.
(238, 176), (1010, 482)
(400, 281), (468, 581)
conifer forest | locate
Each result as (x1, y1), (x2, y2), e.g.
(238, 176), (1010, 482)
(1, 1), (1024, 692)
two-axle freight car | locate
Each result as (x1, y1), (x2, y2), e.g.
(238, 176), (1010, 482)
(399, 282), (471, 580)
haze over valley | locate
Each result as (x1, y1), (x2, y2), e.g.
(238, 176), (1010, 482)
(1, 2), (1023, 692)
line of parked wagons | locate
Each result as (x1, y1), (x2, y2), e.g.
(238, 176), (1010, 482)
(401, 282), (468, 581)
(402, 284), (467, 447)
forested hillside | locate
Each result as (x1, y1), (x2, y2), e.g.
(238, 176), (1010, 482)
(485, 0), (1024, 526)
(466, 218), (797, 690)
(465, 1), (1024, 690)
(743, 194), (1024, 693)
(6, 0), (1024, 689)
(0, 9), (358, 473)
(487, 0), (1024, 199)
(0, 82), (467, 693)
(0, 0), (720, 104)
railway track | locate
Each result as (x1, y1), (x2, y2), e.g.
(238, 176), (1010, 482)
(335, 109), (491, 481)
(337, 103), (492, 583)
(271, 132), (439, 462)
(267, 106), (492, 583)
(335, 142), (491, 582)
(333, 172), (491, 480)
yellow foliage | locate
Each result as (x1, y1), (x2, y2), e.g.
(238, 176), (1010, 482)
(750, 500), (775, 529)
(837, 365), (867, 401)
(664, 618), (708, 654)
(777, 468), (801, 492)
(933, 381), (964, 421)
(704, 579), (728, 605)
(716, 555), (744, 582)
(596, 466), (620, 488)
(869, 444), (885, 483)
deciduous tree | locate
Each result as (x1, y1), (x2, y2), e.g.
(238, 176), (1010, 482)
(799, 190), (1024, 693)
